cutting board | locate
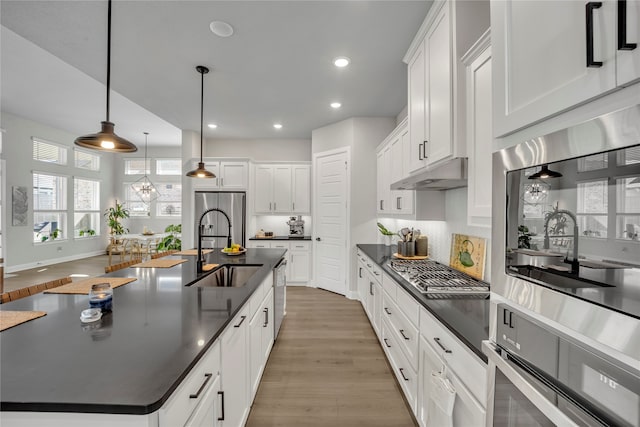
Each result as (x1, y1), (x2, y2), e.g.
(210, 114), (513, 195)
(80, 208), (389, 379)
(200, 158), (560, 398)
(449, 234), (487, 280)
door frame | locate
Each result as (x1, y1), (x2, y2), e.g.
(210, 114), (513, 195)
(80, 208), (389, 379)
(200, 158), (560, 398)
(311, 146), (351, 296)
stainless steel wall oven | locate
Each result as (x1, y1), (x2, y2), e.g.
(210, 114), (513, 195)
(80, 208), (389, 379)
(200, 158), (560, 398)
(488, 104), (640, 426)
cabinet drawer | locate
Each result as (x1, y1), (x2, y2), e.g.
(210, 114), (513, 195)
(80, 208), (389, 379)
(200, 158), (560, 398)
(382, 318), (418, 412)
(247, 241), (270, 249)
(160, 341), (221, 427)
(396, 286), (419, 327)
(290, 241), (310, 251)
(270, 242), (289, 250)
(387, 298), (419, 371)
(381, 272), (397, 301)
(419, 307), (486, 406)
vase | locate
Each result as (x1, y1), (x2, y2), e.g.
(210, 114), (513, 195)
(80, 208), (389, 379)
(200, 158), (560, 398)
(384, 235), (392, 247)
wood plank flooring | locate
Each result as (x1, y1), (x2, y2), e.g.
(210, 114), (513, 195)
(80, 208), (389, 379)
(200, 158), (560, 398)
(246, 287), (417, 427)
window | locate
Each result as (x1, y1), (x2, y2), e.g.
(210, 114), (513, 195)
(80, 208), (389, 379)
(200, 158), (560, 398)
(124, 159), (150, 175)
(33, 173), (67, 242)
(124, 184), (150, 217)
(156, 159), (181, 175)
(618, 146), (640, 166)
(578, 153), (608, 172)
(75, 149), (100, 171)
(577, 180), (608, 238)
(74, 178), (100, 237)
(617, 176), (640, 241)
(33, 138), (67, 165)
(156, 183), (182, 217)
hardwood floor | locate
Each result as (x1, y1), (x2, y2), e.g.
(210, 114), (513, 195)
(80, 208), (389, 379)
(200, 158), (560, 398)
(246, 287), (417, 427)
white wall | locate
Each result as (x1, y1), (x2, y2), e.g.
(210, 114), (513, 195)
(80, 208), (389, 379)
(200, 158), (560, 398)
(378, 187), (492, 282)
(1, 112), (116, 271)
(205, 138), (311, 162)
(312, 117), (396, 295)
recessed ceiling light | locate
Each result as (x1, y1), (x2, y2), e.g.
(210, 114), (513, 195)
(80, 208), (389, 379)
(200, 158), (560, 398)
(333, 57), (350, 67)
(208, 123), (218, 129)
(273, 123), (283, 130)
(330, 102), (342, 109)
(210, 21), (234, 37)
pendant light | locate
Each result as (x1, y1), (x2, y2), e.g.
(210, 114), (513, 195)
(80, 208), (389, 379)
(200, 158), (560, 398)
(131, 132), (160, 204)
(186, 66), (216, 178)
(74, 0), (137, 152)
(528, 164), (563, 179)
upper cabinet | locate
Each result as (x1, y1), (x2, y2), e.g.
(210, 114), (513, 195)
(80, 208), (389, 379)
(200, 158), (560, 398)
(192, 160), (248, 190)
(404, 0), (489, 176)
(253, 163), (311, 214)
(377, 119), (414, 216)
(492, 0), (640, 138)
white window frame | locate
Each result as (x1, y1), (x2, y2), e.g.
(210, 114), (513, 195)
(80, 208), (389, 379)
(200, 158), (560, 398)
(124, 158), (151, 175)
(33, 171), (68, 243)
(73, 177), (101, 238)
(156, 182), (182, 218)
(74, 148), (101, 171)
(123, 183), (150, 217)
(32, 137), (68, 166)
(155, 158), (182, 176)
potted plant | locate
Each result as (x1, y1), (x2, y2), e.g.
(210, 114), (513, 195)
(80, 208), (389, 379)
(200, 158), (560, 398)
(39, 228), (62, 242)
(79, 229), (96, 237)
(105, 200), (130, 236)
(157, 224), (182, 251)
(377, 222), (395, 246)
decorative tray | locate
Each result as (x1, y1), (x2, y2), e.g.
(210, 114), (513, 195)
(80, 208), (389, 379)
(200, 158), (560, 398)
(222, 248), (247, 256)
(392, 253), (429, 260)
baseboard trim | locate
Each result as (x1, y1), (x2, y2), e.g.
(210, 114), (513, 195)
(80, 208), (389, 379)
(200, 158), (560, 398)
(6, 250), (105, 274)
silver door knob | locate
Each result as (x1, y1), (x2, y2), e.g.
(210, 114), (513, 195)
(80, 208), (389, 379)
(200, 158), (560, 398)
(316, 237), (321, 241)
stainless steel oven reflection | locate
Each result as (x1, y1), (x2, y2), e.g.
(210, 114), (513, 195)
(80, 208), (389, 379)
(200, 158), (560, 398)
(489, 104), (640, 425)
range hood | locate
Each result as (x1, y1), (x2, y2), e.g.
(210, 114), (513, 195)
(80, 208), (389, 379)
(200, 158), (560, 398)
(390, 157), (468, 190)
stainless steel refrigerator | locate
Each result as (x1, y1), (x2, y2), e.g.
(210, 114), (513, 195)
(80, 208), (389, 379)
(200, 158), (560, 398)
(194, 192), (246, 248)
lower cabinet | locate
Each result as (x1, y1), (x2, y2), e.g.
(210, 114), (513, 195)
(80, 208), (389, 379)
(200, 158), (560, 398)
(246, 241), (312, 285)
(418, 336), (485, 427)
(221, 306), (250, 427)
(249, 287), (274, 400)
(185, 373), (222, 427)
(382, 318), (418, 413)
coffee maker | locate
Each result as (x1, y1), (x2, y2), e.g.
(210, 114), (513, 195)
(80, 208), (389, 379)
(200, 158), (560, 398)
(287, 216), (305, 238)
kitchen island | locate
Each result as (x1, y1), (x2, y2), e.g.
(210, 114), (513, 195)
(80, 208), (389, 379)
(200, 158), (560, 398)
(0, 248), (285, 425)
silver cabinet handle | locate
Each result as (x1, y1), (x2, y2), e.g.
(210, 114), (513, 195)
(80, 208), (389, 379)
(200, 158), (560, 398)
(221, 177), (224, 186)
(367, 263), (372, 268)
(399, 368), (409, 381)
(269, 202), (272, 211)
(418, 143), (423, 161)
(217, 391), (225, 421)
(369, 282), (374, 296)
(384, 307), (392, 315)
(374, 271), (380, 276)
(397, 196), (401, 210)
(274, 202), (276, 210)
(234, 315), (247, 328)
(383, 338), (391, 348)
(399, 329), (410, 340)
(216, 178), (219, 187)
(433, 337), (452, 353)
(423, 141), (428, 159)
(263, 307), (269, 327)
(189, 373), (213, 399)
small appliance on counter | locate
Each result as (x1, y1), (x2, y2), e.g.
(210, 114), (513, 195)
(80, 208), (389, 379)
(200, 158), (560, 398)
(255, 229), (274, 238)
(287, 215), (304, 238)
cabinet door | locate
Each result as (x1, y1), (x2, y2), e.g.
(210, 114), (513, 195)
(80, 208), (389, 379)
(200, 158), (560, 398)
(418, 336), (446, 427)
(184, 374), (221, 427)
(466, 43), (493, 226)
(390, 134), (404, 184)
(192, 161), (221, 190)
(617, 0), (640, 86)
(408, 39), (428, 174)
(248, 308), (263, 401)
(425, 3), (452, 165)
(220, 162), (248, 189)
(492, 0), (616, 137)
(254, 166), (273, 213)
(262, 288), (274, 363)
(372, 281), (381, 337)
(289, 249), (310, 283)
(220, 308), (249, 427)
(291, 165), (311, 213)
(272, 165), (292, 213)
(357, 260), (368, 306)
(376, 150), (386, 214)
(396, 126), (414, 214)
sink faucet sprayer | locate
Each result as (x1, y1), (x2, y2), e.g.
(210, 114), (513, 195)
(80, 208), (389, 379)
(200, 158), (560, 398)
(543, 208), (579, 273)
(197, 208), (232, 273)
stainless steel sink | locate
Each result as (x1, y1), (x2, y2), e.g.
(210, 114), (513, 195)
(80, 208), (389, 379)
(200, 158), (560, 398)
(189, 265), (262, 288)
(509, 265), (612, 289)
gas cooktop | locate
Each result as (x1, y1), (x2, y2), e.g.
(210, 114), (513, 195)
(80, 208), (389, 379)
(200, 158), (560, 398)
(388, 259), (489, 298)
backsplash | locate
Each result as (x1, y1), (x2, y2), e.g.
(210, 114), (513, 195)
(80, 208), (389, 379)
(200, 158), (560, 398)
(249, 215), (312, 237)
(378, 188), (492, 281)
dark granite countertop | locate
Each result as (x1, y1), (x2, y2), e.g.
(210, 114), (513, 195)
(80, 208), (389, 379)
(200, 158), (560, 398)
(0, 248), (286, 415)
(248, 235), (312, 241)
(357, 244), (490, 363)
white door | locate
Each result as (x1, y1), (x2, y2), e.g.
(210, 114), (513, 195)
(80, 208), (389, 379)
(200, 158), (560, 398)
(313, 149), (349, 296)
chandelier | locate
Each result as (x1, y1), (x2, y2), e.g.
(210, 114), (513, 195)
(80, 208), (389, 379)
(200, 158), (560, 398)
(131, 132), (160, 204)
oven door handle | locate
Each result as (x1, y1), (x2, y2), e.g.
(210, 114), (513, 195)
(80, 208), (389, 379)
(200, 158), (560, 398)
(483, 341), (584, 427)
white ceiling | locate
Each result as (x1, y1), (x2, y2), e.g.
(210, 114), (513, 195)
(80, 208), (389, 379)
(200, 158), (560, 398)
(1, 1), (431, 146)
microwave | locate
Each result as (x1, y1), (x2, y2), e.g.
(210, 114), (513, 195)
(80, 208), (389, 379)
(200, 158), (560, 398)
(491, 104), (640, 377)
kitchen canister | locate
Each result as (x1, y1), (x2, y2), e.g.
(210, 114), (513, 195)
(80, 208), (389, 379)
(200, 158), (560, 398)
(416, 236), (428, 256)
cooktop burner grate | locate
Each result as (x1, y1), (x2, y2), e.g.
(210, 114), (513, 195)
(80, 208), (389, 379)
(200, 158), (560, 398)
(388, 259), (489, 297)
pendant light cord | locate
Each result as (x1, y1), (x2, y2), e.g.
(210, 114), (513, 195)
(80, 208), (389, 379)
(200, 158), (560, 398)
(106, 0), (112, 122)
(144, 132), (148, 168)
(200, 68), (204, 163)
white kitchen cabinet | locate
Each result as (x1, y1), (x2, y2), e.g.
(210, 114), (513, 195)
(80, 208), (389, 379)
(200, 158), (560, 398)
(291, 165), (311, 214)
(491, 0), (634, 137)
(357, 258), (368, 307)
(289, 243), (311, 283)
(365, 278), (382, 337)
(382, 318), (418, 413)
(463, 31), (492, 227)
(376, 148), (389, 213)
(220, 306), (250, 427)
(192, 160), (248, 190)
(253, 164), (311, 214)
(418, 336), (485, 427)
(249, 287), (274, 401)
(404, 0), (488, 172)
(184, 373), (222, 427)
(618, 0), (640, 86)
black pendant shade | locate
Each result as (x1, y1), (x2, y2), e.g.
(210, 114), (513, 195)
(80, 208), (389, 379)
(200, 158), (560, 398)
(528, 164), (563, 179)
(186, 65), (215, 178)
(74, 0), (137, 153)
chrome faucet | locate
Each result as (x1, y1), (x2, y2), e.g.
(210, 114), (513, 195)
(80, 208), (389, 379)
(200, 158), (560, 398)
(197, 208), (232, 273)
(543, 208), (579, 273)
